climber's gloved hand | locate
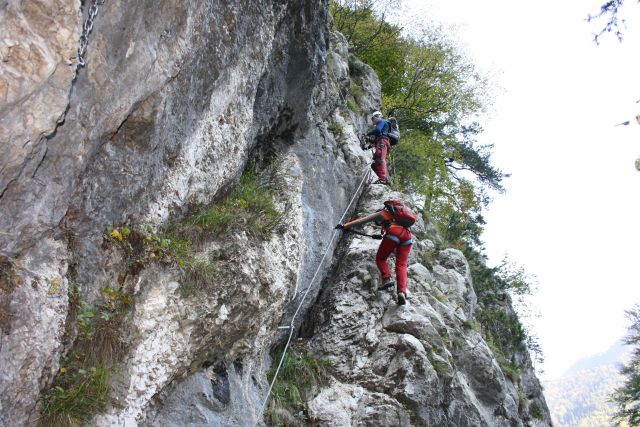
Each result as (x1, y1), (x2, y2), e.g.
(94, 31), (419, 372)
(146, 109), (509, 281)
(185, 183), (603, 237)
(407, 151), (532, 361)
(359, 134), (368, 151)
(335, 224), (345, 230)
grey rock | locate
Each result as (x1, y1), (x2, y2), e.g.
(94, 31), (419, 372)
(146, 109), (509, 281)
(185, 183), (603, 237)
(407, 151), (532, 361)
(0, 0), (80, 197)
(303, 184), (550, 426)
(142, 362), (265, 427)
(307, 380), (412, 427)
(0, 0), (550, 425)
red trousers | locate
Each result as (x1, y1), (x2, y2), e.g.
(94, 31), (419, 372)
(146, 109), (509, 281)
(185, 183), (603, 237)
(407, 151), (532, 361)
(376, 225), (412, 293)
(372, 138), (390, 181)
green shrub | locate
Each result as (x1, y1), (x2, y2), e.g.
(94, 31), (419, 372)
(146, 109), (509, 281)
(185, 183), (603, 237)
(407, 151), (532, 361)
(39, 284), (132, 425)
(421, 249), (437, 269)
(327, 121), (344, 139)
(476, 309), (527, 356)
(346, 98), (360, 113)
(437, 328), (451, 346)
(189, 206), (235, 235)
(76, 301), (96, 340)
(349, 83), (364, 103)
(267, 350), (332, 425)
(485, 334), (520, 382)
(0, 257), (22, 334)
(158, 234), (195, 269)
(348, 56), (368, 77)
(529, 402), (544, 421)
(178, 256), (218, 297)
(187, 171), (283, 239)
(432, 359), (450, 377)
(81, 286), (132, 365)
(461, 319), (481, 332)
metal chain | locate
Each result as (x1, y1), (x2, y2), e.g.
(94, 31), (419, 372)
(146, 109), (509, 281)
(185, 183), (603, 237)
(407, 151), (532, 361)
(73, 0), (106, 79)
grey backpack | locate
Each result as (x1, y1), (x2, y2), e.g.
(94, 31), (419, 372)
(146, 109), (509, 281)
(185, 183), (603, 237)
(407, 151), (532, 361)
(387, 117), (400, 145)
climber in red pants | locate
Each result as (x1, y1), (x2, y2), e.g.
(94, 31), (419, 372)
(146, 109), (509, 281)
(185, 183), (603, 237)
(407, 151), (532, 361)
(365, 111), (391, 185)
(336, 200), (416, 305)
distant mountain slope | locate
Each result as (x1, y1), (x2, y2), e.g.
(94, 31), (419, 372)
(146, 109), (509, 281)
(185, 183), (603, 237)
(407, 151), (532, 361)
(565, 340), (628, 376)
(544, 340), (630, 427)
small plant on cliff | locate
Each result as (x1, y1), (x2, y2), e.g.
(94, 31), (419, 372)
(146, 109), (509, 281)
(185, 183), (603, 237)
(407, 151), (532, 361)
(346, 97), (360, 113)
(38, 284), (132, 426)
(431, 359), (451, 377)
(106, 223), (218, 297)
(267, 349), (332, 425)
(529, 402), (544, 421)
(327, 120), (344, 139)
(349, 83), (364, 103)
(0, 257), (22, 334)
(38, 365), (110, 427)
(485, 332), (521, 383)
(81, 285), (132, 365)
(461, 319), (481, 332)
(177, 255), (219, 297)
(463, 248), (543, 368)
(185, 171), (284, 239)
(420, 248), (438, 270)
(348, 56), (367, 77)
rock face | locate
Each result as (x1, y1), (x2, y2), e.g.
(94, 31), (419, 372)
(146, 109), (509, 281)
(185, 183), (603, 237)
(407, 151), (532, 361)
(0, 0), (81, 199)
(0, 0), (550, 426)
(302, 185), (552, 426)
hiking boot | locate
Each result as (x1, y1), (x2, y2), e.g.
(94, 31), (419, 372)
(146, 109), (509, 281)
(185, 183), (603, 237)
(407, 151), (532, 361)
(397, 291), (406, 305)
(380, 280), (394, 290)
(373, 179), (390, 185)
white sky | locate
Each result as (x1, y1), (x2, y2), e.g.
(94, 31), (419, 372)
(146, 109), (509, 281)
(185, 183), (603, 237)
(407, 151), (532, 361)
(400, 0), (640, 379)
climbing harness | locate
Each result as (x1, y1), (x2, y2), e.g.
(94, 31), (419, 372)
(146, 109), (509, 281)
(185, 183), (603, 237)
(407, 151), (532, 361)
(73, 0), (106, 80)
(257, 167), (372, 424)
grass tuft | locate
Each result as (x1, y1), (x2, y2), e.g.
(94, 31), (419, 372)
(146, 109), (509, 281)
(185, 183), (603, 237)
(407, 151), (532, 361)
(0, 257), (22, 334)
(529, 402), (544, 421)
(327, 121), (344, 140)
(348, 56), (367, 77)
(38, 365), (110, 427)
(39, 285), (131, 425)
(183, 171), (284, 239)
(267, 349), (332, 425)
(349, 83), (364, 103)
(486, 333), (521, 382)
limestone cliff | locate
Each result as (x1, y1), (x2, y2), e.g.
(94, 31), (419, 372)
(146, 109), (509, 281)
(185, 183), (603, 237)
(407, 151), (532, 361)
(0, 1), (550, 426)
(299, 185), (551, 426)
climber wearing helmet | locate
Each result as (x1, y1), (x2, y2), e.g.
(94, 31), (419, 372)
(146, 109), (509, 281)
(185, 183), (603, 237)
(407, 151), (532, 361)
(335, 199), (416, 305)
(365, 111), (391, 185)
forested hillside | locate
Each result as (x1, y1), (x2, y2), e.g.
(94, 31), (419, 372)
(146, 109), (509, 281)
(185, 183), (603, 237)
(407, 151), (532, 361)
(544, 341), (629, 427)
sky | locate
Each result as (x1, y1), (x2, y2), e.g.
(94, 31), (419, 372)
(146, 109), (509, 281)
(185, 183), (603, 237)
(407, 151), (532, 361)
(400, 0), (640, 379)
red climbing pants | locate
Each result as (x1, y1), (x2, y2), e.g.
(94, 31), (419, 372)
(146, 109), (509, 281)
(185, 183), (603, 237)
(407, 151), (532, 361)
(371, 137), (391, 182)
(376, 225), (412, 293)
